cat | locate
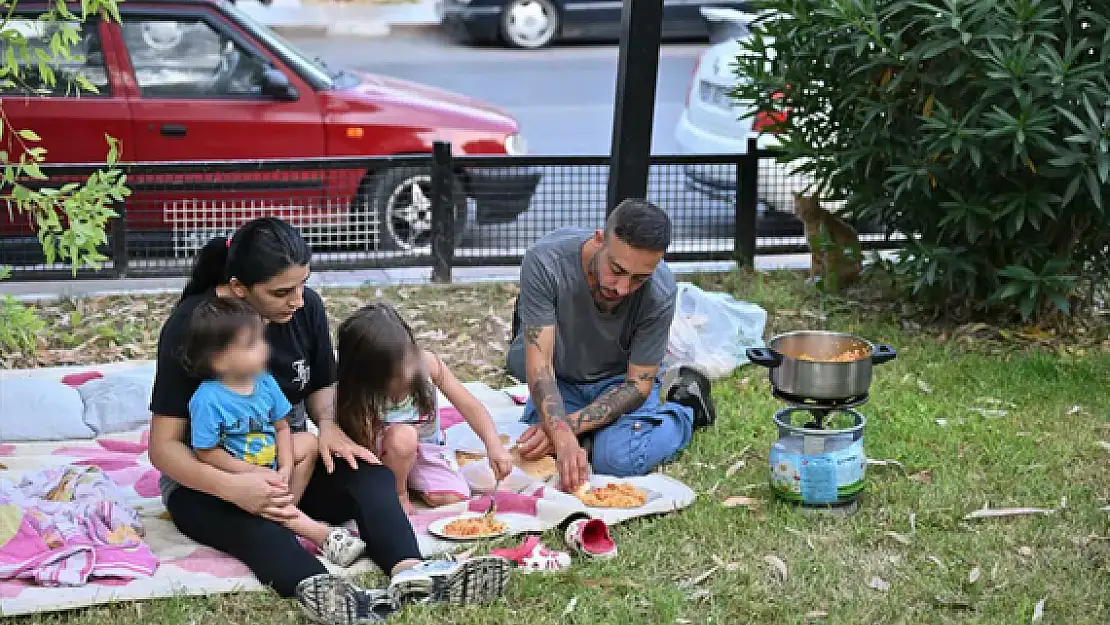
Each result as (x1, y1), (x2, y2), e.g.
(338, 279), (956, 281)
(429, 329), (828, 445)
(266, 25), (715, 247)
(793, 192), (863, 292)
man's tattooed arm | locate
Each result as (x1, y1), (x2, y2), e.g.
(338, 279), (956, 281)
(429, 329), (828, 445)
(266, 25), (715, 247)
(523, 325), (574, 438)
(570, 365), (657, 434)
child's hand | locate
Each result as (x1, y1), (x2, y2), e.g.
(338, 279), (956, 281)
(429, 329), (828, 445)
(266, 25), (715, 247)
(487, 444), (513, 482)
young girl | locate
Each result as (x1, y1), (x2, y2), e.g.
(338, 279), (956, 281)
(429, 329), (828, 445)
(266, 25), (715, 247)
(182, 295), (366, 567)
(335, 302), (513, 515)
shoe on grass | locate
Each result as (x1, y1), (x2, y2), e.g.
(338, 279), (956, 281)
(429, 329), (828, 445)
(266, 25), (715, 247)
(491, 535), (572, 573)
(564, 518), (617, 559)
(295, 573), (399, 625)
(388, 555), (511, 605)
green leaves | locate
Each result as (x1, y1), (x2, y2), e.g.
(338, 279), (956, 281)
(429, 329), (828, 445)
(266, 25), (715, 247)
(0, 0), (128, 278)
(734, 0), (1108, 323)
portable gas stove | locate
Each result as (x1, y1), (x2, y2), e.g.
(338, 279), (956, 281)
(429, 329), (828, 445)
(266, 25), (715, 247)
(747, 331), (898, 510)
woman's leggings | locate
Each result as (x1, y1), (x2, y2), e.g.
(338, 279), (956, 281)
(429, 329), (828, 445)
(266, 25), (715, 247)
(166, 461), (422, 597)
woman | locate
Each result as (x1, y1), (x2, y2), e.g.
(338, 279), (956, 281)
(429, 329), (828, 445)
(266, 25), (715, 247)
(148, 217), (510, 625)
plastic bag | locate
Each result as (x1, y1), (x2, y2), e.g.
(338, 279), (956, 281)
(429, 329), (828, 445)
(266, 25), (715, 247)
(663, 282), (768, 380)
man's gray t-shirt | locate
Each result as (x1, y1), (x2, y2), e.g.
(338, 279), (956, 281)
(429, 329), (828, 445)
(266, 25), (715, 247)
(512, 227), (677, 383)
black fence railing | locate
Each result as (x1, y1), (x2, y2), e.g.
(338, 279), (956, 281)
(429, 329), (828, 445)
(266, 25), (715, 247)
(0, 139), (900, 282)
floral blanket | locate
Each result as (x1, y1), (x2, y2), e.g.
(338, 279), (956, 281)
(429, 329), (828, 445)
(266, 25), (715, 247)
(0, 376), (695, 617)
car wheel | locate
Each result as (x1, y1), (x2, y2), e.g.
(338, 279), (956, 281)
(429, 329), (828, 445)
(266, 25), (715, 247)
(501, 0), (558, 49)
(363, 167), (468, 253)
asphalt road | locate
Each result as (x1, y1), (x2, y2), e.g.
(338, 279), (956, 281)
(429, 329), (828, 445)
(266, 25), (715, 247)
(289, 31), (706, 156)
(291, 32), (758, 247)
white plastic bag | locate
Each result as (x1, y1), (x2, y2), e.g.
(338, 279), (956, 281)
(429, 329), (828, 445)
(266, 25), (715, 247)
(663, 282), (768, 380)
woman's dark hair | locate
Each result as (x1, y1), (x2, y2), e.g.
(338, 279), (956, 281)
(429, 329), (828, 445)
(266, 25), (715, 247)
(180, 296), (264, 379)
(180, 217), (312, 302)
(336, 302), (436, 449)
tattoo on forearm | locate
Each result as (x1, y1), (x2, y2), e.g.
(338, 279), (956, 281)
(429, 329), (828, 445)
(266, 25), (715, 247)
(524, 325), (543, 348)
(529, 364), (572, 435)
(573, 373), (653, 430)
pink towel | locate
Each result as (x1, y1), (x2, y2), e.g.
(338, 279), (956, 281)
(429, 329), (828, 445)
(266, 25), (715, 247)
(0, 466), (158, 587)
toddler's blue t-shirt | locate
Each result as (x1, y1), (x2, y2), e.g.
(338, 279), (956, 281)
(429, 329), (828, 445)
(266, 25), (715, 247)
(188, 373), (293, 469)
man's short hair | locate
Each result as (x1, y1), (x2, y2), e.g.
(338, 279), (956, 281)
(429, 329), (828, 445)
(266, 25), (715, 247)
(604, 198), (672, 252)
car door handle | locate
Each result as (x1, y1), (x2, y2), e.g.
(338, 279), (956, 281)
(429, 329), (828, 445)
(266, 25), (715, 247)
(160, 124), (187, 138)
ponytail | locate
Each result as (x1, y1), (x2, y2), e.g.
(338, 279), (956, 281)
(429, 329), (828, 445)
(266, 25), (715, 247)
(180, 237), (230, 302)
(178, 217), (312, 303)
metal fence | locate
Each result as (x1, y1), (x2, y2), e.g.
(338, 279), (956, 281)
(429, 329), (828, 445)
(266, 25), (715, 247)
(0, 140), (900, 282)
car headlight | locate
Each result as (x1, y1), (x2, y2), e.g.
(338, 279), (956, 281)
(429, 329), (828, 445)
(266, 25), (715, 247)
(504, 133), (528, 156)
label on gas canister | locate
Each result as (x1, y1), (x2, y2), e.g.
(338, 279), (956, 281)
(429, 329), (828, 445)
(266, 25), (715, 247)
(769, 437), (866, 504)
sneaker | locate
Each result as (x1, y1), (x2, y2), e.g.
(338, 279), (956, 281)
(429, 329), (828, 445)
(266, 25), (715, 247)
(388, 555), (511, 605)
(321, 528), (366, 568)
(665, 365), (717, 428)
(295, 574), (399, 625)
(564, 518), (617, 559)
(491, 535), (572, 574)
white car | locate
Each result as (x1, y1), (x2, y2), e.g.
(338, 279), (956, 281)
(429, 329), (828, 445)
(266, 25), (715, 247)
(674, 8), (811, 216)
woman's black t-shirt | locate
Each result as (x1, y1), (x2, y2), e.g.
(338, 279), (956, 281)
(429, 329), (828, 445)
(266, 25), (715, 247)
(150, 287), (336, 501)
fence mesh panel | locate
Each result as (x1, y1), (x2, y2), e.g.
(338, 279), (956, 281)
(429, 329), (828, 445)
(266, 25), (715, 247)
(0, 152), (898, 280)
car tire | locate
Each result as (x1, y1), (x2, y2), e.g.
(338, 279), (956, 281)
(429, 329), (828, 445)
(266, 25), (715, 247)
(500, 0), (559, 49)
(361, 166), (468, 253)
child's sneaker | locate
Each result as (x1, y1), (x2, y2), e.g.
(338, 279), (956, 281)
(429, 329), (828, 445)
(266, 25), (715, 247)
(295, 573), (399, 625)
(321, 528), (366, 568)
(388, 555), (511, 605)
(565, 518), (617, 559)
(491, 535), (572, 573)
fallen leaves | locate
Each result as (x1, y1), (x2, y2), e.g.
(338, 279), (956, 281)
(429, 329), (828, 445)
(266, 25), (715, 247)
(908, 469), (933, 484)
(762, 554), (788, 582)
(1032, 597), (1046, 622)
(963, 497), (1066, 520)
(561, 596), (578, 617)
(868, 576), (891, 592)
(4, 284), (523, 386)
(579, 577), (644, 590)
(678, 566), (718, 589)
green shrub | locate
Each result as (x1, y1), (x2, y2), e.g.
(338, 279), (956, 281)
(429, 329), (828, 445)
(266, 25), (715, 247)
(733, 0), (1110, 322)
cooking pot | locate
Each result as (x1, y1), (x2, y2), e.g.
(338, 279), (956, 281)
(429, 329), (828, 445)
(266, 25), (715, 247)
(746, 331), (897, 401)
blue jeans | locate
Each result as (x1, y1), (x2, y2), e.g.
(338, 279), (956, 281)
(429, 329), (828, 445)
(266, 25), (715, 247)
(520, 376), (694, 477)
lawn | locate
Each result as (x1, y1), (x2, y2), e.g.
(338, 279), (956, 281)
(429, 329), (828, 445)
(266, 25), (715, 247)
(5, 270), (1109, 625)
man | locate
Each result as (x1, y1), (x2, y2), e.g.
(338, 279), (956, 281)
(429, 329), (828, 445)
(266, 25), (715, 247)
(505, 198), (716, 492)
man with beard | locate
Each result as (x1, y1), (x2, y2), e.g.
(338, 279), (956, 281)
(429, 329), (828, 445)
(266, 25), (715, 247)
(505, 198), (717, 492)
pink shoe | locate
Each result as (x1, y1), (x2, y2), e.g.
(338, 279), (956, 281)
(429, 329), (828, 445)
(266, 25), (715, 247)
(565, 518), (617, 559)
(489, 535), (571, 574)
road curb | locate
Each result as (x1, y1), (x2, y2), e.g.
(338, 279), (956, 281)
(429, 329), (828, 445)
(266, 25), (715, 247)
(268, 21), (439, 38)
(389, 23), (442, 35)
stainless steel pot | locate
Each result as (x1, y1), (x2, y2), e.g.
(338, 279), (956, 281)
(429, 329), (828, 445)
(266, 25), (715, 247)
(746, 331), (897, 401)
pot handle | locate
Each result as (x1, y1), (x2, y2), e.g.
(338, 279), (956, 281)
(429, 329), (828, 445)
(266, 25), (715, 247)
(871, 344), (898, 365)
(746, 347), (782, 368)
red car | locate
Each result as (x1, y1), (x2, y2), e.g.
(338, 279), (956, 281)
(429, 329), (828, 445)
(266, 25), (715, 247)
(1, 0), (540, 255)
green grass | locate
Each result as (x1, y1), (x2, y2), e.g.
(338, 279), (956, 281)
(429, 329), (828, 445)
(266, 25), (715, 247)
(10, 271), (1110, 624)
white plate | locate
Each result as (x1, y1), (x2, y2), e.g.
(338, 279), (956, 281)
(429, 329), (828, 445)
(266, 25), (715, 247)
(444, 421), (531, 454)
(426, 512), (510, 541)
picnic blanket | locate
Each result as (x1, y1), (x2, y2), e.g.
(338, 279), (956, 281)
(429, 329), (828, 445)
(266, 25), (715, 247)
(0, 366), (696, 617)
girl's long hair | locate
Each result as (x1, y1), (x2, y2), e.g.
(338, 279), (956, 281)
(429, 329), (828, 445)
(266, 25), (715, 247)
(335, 302), (437, 448)
(180, 217), (311, 302)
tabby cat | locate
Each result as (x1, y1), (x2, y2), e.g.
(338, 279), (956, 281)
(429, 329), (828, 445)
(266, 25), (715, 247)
(793, 193), (863, 291)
